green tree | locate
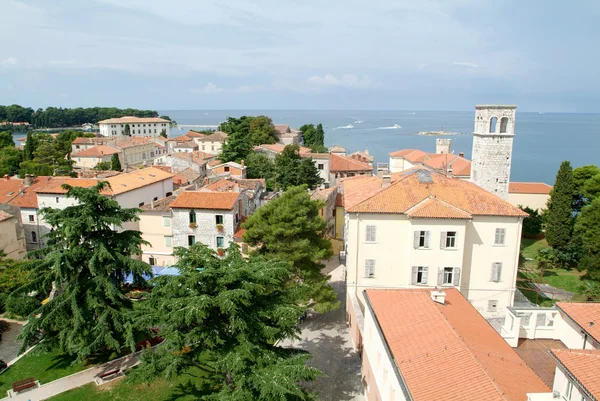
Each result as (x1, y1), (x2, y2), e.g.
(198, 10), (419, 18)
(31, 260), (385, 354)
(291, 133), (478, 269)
(159, 129), (167, 138)
(23, 131), (36, 161)
(124, 123), (131, 136)
(94, 161), (112, 170)
(519, 206), (543, 237)
(134, 244), (321, 400)
(300, 124), (316, 146)
(243, 186), (338, 312)
(219, 130), (252, 163)
(111, 153), (122, 171)
(245, 151), (275, 189)
(273, 145), (324, 190)
(249, 115), (277, 145)
(545, 161), (574, 251)
(536, 248), (558, 278)
(583, 174), (600, 203)
(0, 146), (23, 176)
(575, 198), (600, 255)
(17, 182), (151, 359)
(573, 165), (600, 212)
(315, 124), (325, 147)
(0, 131), (14, 149)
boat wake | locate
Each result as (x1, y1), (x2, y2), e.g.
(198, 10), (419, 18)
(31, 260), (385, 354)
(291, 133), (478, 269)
(353, 120), (364, 124)
(376, 124), (402, 130)
(333, 124), (355, 130)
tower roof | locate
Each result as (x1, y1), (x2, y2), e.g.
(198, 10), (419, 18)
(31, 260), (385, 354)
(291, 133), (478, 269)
(475, 104), (517, 109)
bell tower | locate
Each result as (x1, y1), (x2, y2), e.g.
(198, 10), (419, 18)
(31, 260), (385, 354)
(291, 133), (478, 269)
(470, 105), (516, 199)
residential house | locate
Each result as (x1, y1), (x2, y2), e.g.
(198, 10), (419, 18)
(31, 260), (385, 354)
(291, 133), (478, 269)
(139, 195), (177, 266)
(508, 182), (552, 211)
(274, 124), (303, 145)
(304, 153), (331, 186)
(329, 145), (346, 156)
(166, 135), (194, 152)
(354, 288), (549, 401)
(311, 186), (337, 239)
(342, 168), (528, 318)
(114, 137), (163, 169)
(545, 349), (600, 401)
(389, 148), (472, 180)
(72, 137), (164, 171)
(208, 161), (246, 180)
(348, 149), (374, 164)
(194, 131), (228, 155)
(173, 141), (199, 154)
(0, 210), (26, 259)
(170, 190), (248, 253)
(98, 116), (170, 137)
(329, 153), (373, 186)
(172, 168), (203, 188)
(71, 145), (120, 169)
(162, 151), (213, 177)
(202, 178), (264, 213)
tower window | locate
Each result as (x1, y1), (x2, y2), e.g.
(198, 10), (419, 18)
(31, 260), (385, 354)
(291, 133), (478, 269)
(489, 117), (497, 133)
(499, 117), (508, 133)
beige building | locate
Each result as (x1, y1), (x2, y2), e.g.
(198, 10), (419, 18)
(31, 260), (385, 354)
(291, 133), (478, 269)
(508, 182), (552, 211)
(72, 137), (163, 171)
(342, 168), (527, 318)
(195, 131), (228, 155)
(0, 210), (26, 259)
(98, 116), (170, 137)
(71, 145), (120, 169)
(353, 288), (549, 401)
(139, 196), (176, 266)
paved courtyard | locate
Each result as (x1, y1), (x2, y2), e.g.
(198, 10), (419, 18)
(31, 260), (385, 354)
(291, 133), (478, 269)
(281, 263), (364, 401)
(0, 321), (23, 364)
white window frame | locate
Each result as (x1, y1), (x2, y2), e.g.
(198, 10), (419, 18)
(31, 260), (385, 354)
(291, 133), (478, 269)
(28, 214), (35, 222)
(490, 262), (503, 282)
(487, 299), (498, 312)
(438, 267), (461, 286)
(444, 231), (457, 249)
(411, 266), (428, 285)
(365, 225), (377, 243)
(163, 216), (171, 227)
(494, 228), (506, 246)
(364, 259), (376, 278)
(413, 230), (430, 249)
(164, 235), (173, 247)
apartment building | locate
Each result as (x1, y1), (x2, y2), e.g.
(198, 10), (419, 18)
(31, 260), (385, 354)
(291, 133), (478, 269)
(98, 116), (170, 137)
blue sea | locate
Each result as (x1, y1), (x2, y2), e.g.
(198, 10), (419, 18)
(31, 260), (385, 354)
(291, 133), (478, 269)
(162, 110), (600, 185)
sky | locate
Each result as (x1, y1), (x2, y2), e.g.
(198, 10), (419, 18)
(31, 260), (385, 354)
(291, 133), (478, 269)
(1, 0), (599, 112)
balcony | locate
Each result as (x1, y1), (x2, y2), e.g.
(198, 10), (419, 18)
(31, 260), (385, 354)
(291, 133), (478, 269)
(501, 306), (559, 347)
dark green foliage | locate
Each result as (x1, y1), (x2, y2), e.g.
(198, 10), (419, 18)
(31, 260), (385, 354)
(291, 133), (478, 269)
(219, 130), (252, 163)
(0, 131), (14, 149)
(583, 174), (600, 202)
(18, 182), (151, 359)
(245, 151), (275, 189)
(134, 244), (321, 400)
(274, 145), (324, 190)
(0, 146), (23, 176)
(575, 198), (600, 255)
(520, 206), (543, 237)
(19, 132), (84, 177)
(219, 115), (277, 163)
(545, 161), (574, 251)
(111, 153), (122, 171)
(94, 161), (112, 170)
(572, 165), (600, 212)
(0, 293), (7, 314)
(300, 124), (316, 145)
(124, 124), (131, 136)
(0, 258), (31, 293)
(579, 254), (600, 281)
(243, 186), (338, 312)
(249, 115), (277, 145)
(301, 123), (326, 152)
(159, 129), (167, 138)
(23, 132), (36, 161)
(6, 294), (40, 317)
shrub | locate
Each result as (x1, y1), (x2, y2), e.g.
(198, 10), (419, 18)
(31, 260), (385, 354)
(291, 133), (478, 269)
(520, 206), (543, 238)
(6, 294), (40, 318)
(0, 320), (10, 334)
(0, 293), (7, 314)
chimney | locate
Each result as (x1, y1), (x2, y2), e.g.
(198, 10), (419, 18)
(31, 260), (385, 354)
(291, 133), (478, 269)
(459, 152), (464, 158)
(364, 148), (369, 155)
(3, 174), (9, 181)
(150, 199), (155, 209)
(431, 290), (446, 305)
(24, 174), (34, 187)
(382, 175), (391, 187)
(240, 159), (245, 168)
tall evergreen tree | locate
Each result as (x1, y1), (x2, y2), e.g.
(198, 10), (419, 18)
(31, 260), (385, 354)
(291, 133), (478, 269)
(17, 182), (151, 359)
(315, 123), (325, 147)
(134, 244), (321, 400)
(23, 131), (36, 161)
(124, 123), (131, 136)
(545, 161), (575, 251)
(243, 186), (338, 312)
(274, 145), (324, 190)
(0, 131), (14, 149)
(111, 153), (122, 171)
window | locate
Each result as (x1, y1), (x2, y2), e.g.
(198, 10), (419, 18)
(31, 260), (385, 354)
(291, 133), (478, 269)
(164, 236), (173, 247)
(365, 225), (376, 243)
(163, 216), (171, 227)
(413, 231), (430, 248)
(494, 228), (506, 245)
(318, 163), (324, 170)
(28, 215), (35, 222)
(565, 381), (574, 400)
(489, 117), (497, 133)
(216, 236), (224, 248)
(224, 166), (230, 172)
(411, 266), (428, 285)
(215, 215), (223, 225)
(438, 267), (461, 286)
(189, 210), (197, 224)
(499, 117), (508, 133)
(364, 259), (375, 278)
(188, 235), (196, 246)
(138, 202), (145, 207)
(149, 257), (156, 265)
(488, 299), (498, 312)
(55, 197), (59, 203)
(440, 231), (457, 249)
(31, 231), (37, 243)
(490, 262), (503, 282)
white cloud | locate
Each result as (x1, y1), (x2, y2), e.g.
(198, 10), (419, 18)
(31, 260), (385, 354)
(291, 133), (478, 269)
(306, 74), (378, 89)
(0, 57), (17, 66)
(190, 83), (224, 94)
(453, 61), (479, 68)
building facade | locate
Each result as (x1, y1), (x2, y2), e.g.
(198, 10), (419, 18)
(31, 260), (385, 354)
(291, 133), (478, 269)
(139, 196), (176, 266)
(98, 116), (171, 138)
(508, 182), (552, 211)
(0, 209), (26, 259)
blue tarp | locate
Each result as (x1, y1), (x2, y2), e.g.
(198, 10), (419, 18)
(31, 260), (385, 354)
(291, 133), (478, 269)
(124, 265), (180, 284)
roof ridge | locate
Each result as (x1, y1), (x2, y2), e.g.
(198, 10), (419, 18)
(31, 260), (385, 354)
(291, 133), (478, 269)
(429, 196), (472, 217)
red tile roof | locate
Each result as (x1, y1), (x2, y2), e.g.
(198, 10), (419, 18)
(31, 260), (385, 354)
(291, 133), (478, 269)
(329, 153), (372, 172)
(343, 168), (527, 217)
(185, 131), (207, 138)
(8, 176), (53, 208)
(98, 116), (170, 124)
(423, 153), (472, 176)
(551, 349), (600, 399)
(170, 191), (240, 210)
(72, 145), (120, 158)
(195, 131), (228, 142)
(366, 289), (550, 401)
(115, 137), (154, 148)
(0, 210), (14, 222)
(389, 149), (429, 163)
(556, 302), (600, 343)
(0, 178), (24, 204)
(406, 197), (472, 219)
(509, 182), (553, 195)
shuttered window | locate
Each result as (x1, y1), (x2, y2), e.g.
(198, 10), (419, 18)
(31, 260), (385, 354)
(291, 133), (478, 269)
(488, 300), (498, 312)
(490, 262), (503, 282)
(365, 225), (377, 243)
(494, 228), (506, 245)
(438, 267), (461, 286)
(413, 231), (430, 248)
(365, 259), (376, 278)
(411, 266), (428, 285)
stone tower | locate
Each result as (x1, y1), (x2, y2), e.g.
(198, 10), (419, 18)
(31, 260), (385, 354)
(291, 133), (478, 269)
(470, 105), (516, 199)
(436, 138), (451, 154)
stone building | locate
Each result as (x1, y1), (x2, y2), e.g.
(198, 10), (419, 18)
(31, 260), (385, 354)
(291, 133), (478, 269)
(471, 105), (517, 200)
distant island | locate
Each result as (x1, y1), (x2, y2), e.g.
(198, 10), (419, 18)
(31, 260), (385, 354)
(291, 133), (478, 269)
(418, 130), (464, 136)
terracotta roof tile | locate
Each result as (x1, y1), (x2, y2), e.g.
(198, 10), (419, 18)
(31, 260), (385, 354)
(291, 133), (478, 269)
(140, 195), (177, 212)
(254, 143), (312, 155)
(7, 176), (53, 208)
(406, 197), (472, 219)
(195, 131), (228, 142)
(273, 124), (290, 134)
(366, 289), (549, 401)
(389, 149), (428, 163)
(509, 182), (553, 195)
(0, 179), (25, 204)
(185, 131), (207, 138)
(556, 302), (600, 343)
(329, 153), (372, 172)
(344, 168), (527, 217)
(170, 191), (240, 210)
(72, 145), (120, 158)
(115, 137), (154, 148)
(98, 116), (170, 124)
(423, 153), (472, 176)
(311, 187), (336, 201)
(551, 349), (600, 399)
(0, 210), (14, 222)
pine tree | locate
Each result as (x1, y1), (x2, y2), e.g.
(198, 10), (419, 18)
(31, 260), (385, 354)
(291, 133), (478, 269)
(124, 123), (131, 136)
(17, 182), (151, 360)
(23, 131), (35, 161)
(134, 244), (321, 399)
(243, 185), (338, 312)
(274, 145), (324, 190)
(111, 153), (122, 171)
(315, 123), (325, 147)
(545, 161), (575, 251)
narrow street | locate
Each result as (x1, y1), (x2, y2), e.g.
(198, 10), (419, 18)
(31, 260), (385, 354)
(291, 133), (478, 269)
(281, 263), (364, 401)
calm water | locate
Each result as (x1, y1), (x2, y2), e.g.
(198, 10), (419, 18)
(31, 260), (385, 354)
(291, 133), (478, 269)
(162, 110), (600, 184)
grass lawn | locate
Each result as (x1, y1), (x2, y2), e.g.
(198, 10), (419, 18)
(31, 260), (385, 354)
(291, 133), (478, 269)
(0, 348), (88, 393)
(50, 367), (213, 401)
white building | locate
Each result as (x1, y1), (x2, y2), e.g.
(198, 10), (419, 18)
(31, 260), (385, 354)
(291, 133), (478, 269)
(169, 190), (249, 253)
(508, 182), (552, 211)
(98, 116), (171, 138)
(545, 349), (600, 401)
(471, 105), (517, 199)
(194, 131), (228, 155)
(341, 168), (527, 318)
(354, 288), (549, 401)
